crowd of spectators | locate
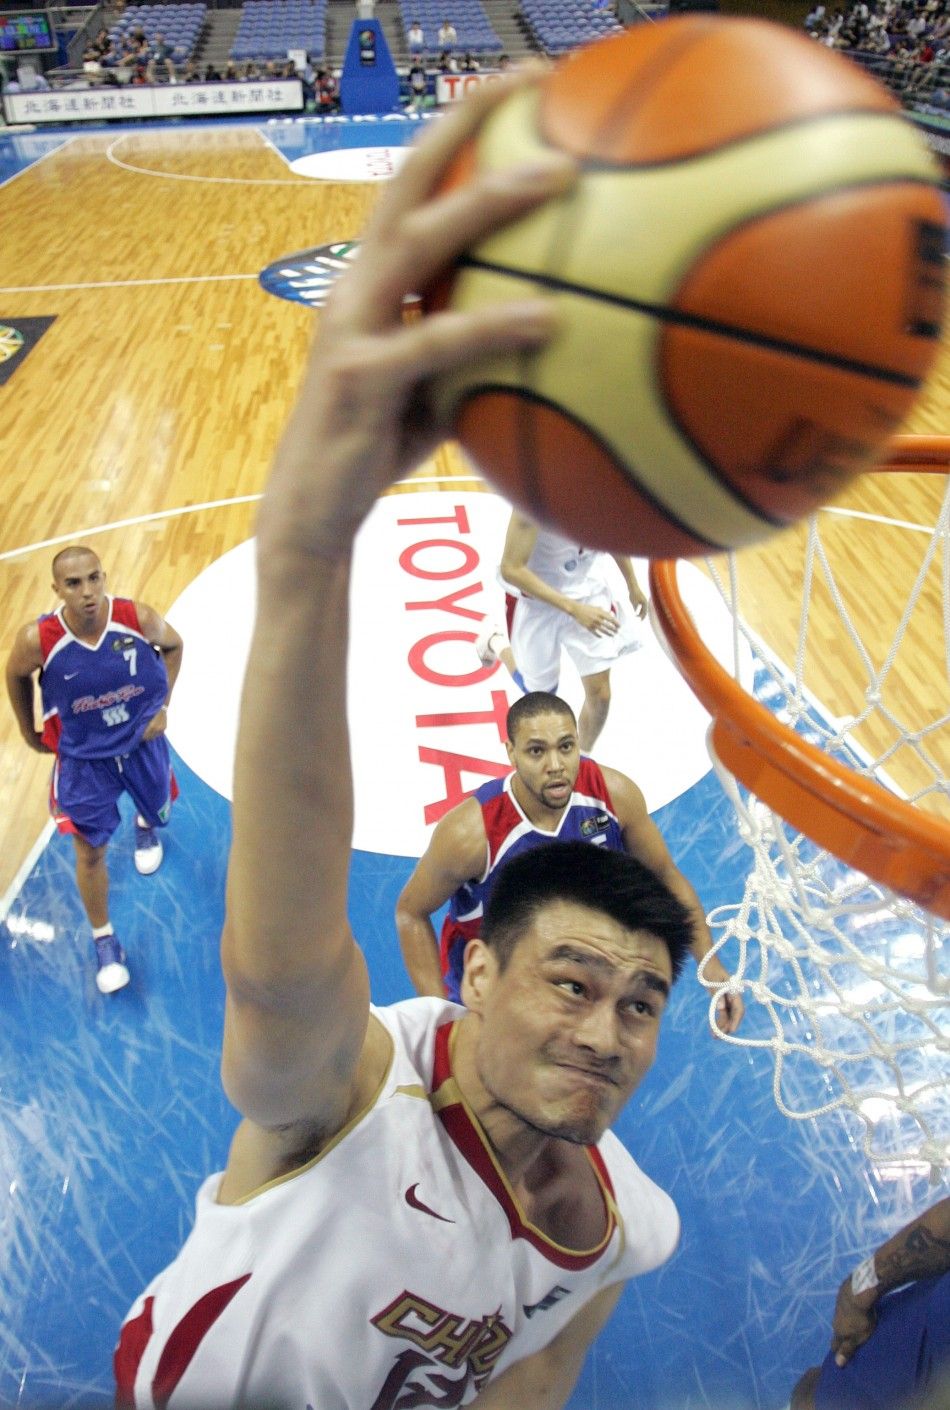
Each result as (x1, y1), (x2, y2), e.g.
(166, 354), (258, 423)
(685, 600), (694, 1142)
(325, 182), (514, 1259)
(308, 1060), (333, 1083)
(82, 25), (186, 82)
(81, 23), (316, 88)
(805, 0), (950, 102)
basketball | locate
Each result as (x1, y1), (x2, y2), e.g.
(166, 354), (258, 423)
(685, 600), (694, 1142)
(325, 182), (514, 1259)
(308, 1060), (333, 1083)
(430, 18), (947, 557)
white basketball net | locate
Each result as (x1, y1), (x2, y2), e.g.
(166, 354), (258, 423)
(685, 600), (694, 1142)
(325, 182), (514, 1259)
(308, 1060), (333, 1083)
(695, 480), (950, 1182)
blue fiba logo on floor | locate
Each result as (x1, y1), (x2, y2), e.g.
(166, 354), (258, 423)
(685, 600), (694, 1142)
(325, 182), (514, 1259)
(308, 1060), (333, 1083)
(259, 241), (360, 307)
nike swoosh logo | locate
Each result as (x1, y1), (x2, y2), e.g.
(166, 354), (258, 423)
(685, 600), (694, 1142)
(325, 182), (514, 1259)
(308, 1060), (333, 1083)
(64, 672), (79, 680)
(404, 1184), (454, 1224)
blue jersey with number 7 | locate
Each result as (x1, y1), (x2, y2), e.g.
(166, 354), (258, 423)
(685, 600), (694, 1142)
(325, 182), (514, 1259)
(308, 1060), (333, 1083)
(38, 597), (168, 759)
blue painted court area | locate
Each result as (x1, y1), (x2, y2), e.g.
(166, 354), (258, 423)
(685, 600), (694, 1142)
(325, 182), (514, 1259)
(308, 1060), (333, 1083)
(0, 130), (73, 186)
(0, 111), (429, 188)
(1, 733), (940, 1410)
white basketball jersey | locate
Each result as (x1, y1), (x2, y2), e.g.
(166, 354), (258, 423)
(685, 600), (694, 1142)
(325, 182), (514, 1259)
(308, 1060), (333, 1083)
(525, 529), (608, 600)
(115, 998), (679, 1410)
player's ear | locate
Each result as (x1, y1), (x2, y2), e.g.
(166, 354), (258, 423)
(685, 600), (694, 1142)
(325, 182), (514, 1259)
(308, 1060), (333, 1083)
(460, 938), (495, 1012)
(504, 738), (515, 768)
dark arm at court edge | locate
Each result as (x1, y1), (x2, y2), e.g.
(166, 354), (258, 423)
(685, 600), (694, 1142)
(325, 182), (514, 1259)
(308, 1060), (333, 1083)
(791, 1197), (950, 1410)
(113, 77), (694, 1410)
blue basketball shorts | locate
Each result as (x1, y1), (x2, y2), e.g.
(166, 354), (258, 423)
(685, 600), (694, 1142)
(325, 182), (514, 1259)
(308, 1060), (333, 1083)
(815, 1274), (950, 1410)
(50, 736), (176, 850)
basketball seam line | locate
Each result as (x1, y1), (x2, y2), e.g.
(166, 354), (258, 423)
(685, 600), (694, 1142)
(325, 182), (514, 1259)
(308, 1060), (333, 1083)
(456, 256), (923, 389)
(453, 381), (751, 543)
(564, 108), (919, 172)
(542, 18), (721, 164)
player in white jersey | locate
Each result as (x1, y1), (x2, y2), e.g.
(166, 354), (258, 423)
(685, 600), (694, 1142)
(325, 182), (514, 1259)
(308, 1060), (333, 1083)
(493, 509), (647, 750)
(116, 75), (697, 1410)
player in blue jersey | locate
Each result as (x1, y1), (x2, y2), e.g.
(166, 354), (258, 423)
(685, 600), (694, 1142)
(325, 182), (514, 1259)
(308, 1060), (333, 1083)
(5, 546), (183, 994)
(396, 690), (744, 1033)
(791, 1196), (950, 1410)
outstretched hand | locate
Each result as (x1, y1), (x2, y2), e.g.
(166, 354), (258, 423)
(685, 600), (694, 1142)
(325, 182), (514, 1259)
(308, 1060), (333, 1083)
(258, 74), (577, 559)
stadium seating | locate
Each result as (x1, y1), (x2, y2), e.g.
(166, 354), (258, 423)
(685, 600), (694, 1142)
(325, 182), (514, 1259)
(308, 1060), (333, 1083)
(400, 3), (503, 56)
(231, 0), (327, 62)
(108, 3), (207, 63)
(520, 0), (621, 54)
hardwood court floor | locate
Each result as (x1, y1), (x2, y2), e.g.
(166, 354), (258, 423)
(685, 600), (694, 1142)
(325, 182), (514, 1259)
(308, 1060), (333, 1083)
(1, 121), (949, 899)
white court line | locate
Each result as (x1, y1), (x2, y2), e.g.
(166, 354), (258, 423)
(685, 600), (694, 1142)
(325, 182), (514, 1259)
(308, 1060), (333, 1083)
(0, 479), (483, 564)
(0, 272), (260, 294)
(0, 132), (77, 190)
(0, 494), (264, 564)
(254, 125), (294, 169)
(105, 131), (315, 185)
(0, 821), (55, 923)
(822, 504), (944, 534)
(0, 479), (936, 568)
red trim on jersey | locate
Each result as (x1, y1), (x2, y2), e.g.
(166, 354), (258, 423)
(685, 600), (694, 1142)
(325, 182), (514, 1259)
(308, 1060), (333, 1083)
(481, 790), (522, 865)
(42, 712), (63, 754)
(114, 1274), (251, 1410)
(114, 1295), (155, 1409)
(504, 592), (517, 640)
(48, 756), (78, 836)
(38, 613), (67, 662)
(481, 758), (617, 865)
(586, 1143), (616, 1203)
(439, 913), (478, 975)
(576, 757), (616, 815)
(112, 598), (143, 634)
(151, 1273), (252, 1408)
(431, 1022), (615, 1271)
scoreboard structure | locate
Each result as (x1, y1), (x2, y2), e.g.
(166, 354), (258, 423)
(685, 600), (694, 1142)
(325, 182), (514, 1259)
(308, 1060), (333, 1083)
(0, 11), (57, 52)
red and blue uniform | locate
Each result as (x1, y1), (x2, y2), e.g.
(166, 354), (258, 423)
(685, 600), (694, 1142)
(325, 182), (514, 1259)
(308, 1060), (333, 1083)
(439, 757), (625, 1001)
(814, 1273), (950, 1410)
(39, 598), (176, 848)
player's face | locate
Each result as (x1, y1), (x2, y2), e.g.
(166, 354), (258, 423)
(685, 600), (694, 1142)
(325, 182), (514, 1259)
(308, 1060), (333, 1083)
(506, 713), (581, 815)
(470, 900), (672, 1146)
(53, 554), (107, 627)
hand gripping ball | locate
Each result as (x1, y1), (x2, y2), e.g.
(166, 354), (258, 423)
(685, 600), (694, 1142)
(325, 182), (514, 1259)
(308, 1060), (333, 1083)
(430, 18), (947, 557)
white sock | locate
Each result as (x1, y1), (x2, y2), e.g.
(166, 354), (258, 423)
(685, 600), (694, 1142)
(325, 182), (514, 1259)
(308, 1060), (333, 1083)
(92, 923), (114, 939)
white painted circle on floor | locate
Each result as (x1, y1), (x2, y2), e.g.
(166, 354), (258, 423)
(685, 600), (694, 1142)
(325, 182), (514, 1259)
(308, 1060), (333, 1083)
(166, 491), (752, 858)
(289, 146), (409, 181)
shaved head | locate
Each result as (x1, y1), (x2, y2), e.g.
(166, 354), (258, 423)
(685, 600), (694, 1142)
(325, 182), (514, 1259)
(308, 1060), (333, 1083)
(51, 546), (101, 583)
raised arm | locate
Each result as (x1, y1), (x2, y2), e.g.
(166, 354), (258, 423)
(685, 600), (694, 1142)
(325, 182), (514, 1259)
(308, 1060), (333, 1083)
(217, 79), (576, 1161)
(603, 764), (744, 1034)
(5, 622), (50, 754)
(396, 798), (488, 996)
(500, 511), (617, 637)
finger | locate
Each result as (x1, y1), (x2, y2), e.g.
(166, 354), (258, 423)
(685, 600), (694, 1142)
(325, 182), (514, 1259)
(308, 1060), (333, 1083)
(341, 153), (576, 333)
(371, 66), (547, 226)
(832, 1334), (862, 1367)
(350, 298), (561, 401)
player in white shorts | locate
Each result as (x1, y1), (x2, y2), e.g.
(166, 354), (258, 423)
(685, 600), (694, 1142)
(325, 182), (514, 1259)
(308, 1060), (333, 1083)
(115, 77), (696, 1410)
(481, 509), (648, 751)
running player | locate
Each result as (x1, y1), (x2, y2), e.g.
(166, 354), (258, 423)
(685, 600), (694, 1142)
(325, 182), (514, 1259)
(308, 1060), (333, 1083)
(476, 509), (648, 751)
(5, 546), (182, 993)
(116, 75), (699, 1409)
(396, 689), (744, 1032)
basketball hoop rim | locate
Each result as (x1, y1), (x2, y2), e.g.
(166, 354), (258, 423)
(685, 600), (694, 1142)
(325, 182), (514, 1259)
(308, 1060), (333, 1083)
(649, 443), (950, 922)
